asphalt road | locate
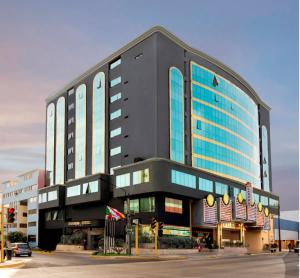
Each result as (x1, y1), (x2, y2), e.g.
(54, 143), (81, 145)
(0, 251), (298, 278)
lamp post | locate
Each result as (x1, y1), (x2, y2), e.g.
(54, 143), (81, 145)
(278, 202), (282, 252)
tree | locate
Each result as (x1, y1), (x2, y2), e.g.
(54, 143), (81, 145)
(8, 231), (27, 243)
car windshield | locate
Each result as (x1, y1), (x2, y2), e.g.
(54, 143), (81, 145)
(17, 244), (29, 249)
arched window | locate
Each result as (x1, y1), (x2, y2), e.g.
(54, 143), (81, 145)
(262, 126), (270, 191)
(55, 97), (65, 184)
(92, 72), (106, 174)
(75, 84), (86, 178)
(169, 67), (184, 163)
(46, 103), (55, 185)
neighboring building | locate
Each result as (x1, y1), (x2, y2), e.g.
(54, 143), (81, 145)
(274, 210), (299, 249)
(39, 26), (279, 251)
(1, 169), (45, 247)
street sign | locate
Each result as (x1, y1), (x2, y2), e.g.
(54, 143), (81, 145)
(132, 219), (139, 225)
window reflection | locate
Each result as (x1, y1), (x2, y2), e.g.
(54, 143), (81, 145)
(92, 72), (105, 174)
(169, 67), (184, 163)
(191, 61), (261, 188)
(55, 97), (65, 184)
(46, 103), (55, 185)
(75, 84), (86, 178)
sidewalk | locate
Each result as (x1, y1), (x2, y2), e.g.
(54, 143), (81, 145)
(0, 259), (25, 268)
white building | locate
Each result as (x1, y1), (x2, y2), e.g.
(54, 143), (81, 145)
(274, 210), (299, 249)
(1, 169), (45, 247)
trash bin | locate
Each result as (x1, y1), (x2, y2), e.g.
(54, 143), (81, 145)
(6, 249), (12, 260)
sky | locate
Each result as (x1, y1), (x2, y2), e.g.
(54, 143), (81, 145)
(0, 0), (298, 210)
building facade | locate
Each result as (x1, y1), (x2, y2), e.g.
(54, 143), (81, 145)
(39, 26), (279, 251)
(274, 210), (299, 249)
(1, 169), (45, 247)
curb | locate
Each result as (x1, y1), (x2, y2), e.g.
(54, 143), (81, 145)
(32, 250), (55, 255)
(0, 261), (25, 269)
(90, 255), (187, 261)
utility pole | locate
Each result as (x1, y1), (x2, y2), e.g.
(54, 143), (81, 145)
(154, 222), (158, 256)
(278, 203), (282, 252)
(126, 197), (132, 256)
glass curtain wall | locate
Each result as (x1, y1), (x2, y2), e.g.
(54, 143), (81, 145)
(92, 72), (106, 174)
(75, 84), (86, 179)
(169, 67), (185, 163)
(55, 97), (65, 184)
(190, 61), (261, 188)
(46, 103), (55, 185)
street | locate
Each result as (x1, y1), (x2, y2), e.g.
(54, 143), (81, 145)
(0, 252), (298, 278)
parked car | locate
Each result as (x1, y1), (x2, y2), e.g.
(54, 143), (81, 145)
(12, 243), (32, 257)
(294, 241), (299, 253)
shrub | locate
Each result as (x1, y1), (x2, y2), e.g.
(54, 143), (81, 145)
(8, 231), (27, 243)
(158, 236), (197, 249)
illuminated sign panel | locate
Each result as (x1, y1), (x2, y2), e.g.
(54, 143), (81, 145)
(218, 196), (232, 222)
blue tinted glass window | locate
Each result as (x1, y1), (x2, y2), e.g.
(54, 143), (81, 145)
(75, 84), (86, 179)
(92, 72), (106, 174)
(191, 62), (261, 189)
(261, 196), (268, 206)
(110, 127), (122, 138)
(110, 146), (121, 156)
(199, 178), (213, 192)
(169, 67), (184, 163)
(46, 103), (55, 185)
(253, 193), (260, 204)
(110, 92), (121, 103)
(171, 170), (196, 189)
(215, 182), (228, 195)
(233, 187), (241, 197)
(110, 58), (121, 70)
(110, 77), (121, 87)
(110, 109), (121, 120)
(55, 97), (65, 184)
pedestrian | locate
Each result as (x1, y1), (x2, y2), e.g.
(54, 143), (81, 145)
(288, 242), (292, 252)
(83, 239), (87, 250)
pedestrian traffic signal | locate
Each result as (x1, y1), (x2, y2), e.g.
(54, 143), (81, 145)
(7, 208), (15, 223)
(151, 217), (157, 230)
(158, 222), (164, 237)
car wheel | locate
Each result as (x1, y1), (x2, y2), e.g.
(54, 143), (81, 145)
(28, 254), (32, 257)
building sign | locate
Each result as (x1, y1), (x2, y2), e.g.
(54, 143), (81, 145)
(163, 225), (191, 237)
(67, 221), (92, 227)
(233, 194), (247, 221)
(247, 203), (256, 222)
(256, 207), (265, 227)
(203, 196), (217, 225)
(222, 222), (241, 230)
(218, 194), (232, 222)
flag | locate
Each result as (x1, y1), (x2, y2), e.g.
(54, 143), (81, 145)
(105, 206), (125, 221)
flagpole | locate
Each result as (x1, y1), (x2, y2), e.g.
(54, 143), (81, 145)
(104, 217), (107, 254)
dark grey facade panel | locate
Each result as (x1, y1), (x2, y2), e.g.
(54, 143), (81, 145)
(259, 105), (272, 192)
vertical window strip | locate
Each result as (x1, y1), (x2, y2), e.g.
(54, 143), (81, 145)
(46, 103), (55, 185)
(262, 126), (269, 192)
(169, 67), (185, 163)
(92, 72), (106, 174)
(75, 84), (86, 179)
(55, 97), (65, 184)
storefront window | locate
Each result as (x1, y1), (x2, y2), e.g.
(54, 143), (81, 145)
(140, 197), (155, 212)
(165, 197), (183, 214)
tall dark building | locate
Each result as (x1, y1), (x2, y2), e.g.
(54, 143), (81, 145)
(39, 26), (279, 251)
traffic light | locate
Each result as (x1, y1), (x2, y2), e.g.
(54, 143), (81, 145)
(7, 208), (15, 223)
(150, 217), (157, 230)
(158, 222), (164, 237)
